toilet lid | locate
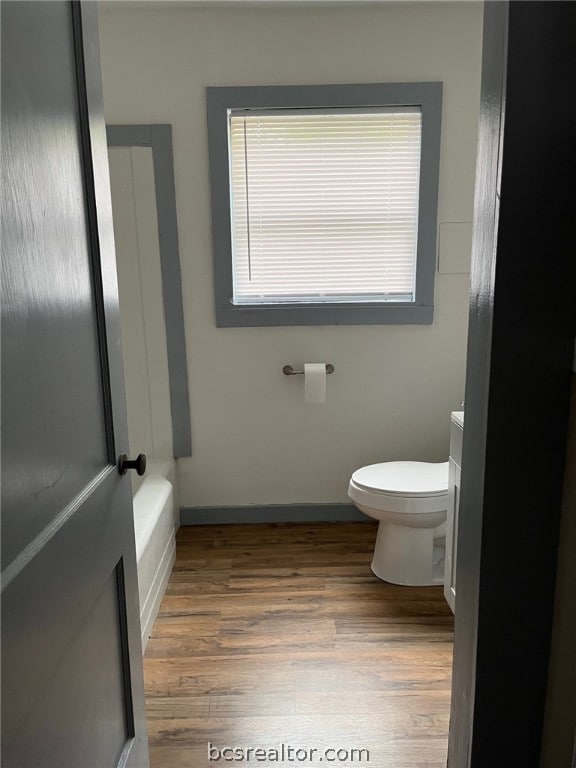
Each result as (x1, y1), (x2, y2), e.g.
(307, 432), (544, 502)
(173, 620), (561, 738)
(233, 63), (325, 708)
(351, 461), (449, 497)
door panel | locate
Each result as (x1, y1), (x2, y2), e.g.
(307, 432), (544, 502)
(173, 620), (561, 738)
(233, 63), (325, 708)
(1, 3), (149, 766)
(1, 0), (110, 568)
(2, 479), (135, 762)
(4, 562), (130, 768)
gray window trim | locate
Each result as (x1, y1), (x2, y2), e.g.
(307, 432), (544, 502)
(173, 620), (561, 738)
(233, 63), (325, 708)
(106, 124), (192, 457)
(206, 82), (442, 327)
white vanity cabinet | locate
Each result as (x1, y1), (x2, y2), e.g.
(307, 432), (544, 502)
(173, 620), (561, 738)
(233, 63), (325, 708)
(444, 411), (463, 614)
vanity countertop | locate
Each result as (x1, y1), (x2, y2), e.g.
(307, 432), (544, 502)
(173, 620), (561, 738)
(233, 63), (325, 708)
(451, 410), (464, 429)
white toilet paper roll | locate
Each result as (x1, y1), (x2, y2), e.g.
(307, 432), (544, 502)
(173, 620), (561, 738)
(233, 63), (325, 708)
(304, 363), (327, 404)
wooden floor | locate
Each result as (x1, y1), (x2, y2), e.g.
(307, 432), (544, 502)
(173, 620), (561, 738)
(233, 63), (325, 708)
(144, 522), (454, 767)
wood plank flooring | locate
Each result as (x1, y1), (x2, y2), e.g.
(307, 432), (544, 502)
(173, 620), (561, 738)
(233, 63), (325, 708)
(144, 522), (454, 767)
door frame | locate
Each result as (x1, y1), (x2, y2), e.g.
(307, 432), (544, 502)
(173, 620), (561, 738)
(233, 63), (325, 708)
(448, 2), (576, 765)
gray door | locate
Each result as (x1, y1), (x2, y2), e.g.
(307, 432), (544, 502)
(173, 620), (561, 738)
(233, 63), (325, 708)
(1, 2), (149, 766)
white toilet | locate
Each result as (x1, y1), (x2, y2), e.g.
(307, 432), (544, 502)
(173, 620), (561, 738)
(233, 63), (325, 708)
(348, 461), (449, 586)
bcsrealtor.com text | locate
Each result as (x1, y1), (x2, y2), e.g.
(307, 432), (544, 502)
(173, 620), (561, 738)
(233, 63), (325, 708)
(208, 743), (370, 763)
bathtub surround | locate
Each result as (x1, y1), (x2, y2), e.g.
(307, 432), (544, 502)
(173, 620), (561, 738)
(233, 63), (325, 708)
(107, 125), (192, 459)
(108, 144), (174, 473)
(98, 2), (483, 513)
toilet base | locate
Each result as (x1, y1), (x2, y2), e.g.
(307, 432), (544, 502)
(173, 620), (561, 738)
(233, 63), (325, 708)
(371, 521), (445, 587)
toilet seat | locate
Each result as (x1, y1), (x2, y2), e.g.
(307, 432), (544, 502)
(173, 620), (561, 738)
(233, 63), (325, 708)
(351, 461), (448, 498)
(348, 461), (449, 516)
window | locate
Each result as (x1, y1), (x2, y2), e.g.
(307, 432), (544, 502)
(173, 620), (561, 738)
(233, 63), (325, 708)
(207, 83), (442, 327)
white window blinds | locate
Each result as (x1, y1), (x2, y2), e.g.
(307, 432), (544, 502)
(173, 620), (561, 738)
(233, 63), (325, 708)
(228, 108), (422, 306)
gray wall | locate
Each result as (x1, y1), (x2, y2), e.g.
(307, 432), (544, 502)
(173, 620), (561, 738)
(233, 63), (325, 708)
(98, 2), (483, 510)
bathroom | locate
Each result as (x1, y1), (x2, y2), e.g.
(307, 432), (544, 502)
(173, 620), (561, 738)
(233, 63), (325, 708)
(4, 0), (575, 764)
(100, 1), (479, 764)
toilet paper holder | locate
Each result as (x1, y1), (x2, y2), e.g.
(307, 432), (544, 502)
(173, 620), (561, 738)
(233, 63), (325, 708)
(283, 364), (335, 375)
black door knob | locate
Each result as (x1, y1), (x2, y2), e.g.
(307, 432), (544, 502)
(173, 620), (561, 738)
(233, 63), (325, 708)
(117, 453), (147, 476)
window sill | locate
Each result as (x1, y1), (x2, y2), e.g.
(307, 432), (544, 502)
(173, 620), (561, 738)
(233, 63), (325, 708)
(215, 302), (434, 327)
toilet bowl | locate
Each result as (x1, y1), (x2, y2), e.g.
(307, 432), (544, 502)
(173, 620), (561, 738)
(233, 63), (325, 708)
(348, 461), (449, 586)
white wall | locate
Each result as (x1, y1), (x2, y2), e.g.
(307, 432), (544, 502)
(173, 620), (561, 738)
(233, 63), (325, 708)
(98, 1), (483, 508)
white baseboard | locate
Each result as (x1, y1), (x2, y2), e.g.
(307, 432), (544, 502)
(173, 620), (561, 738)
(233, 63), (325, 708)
(140, 531), (176, 651)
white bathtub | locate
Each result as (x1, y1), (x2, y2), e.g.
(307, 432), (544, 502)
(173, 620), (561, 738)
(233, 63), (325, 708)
(133, 459), (178, 650)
